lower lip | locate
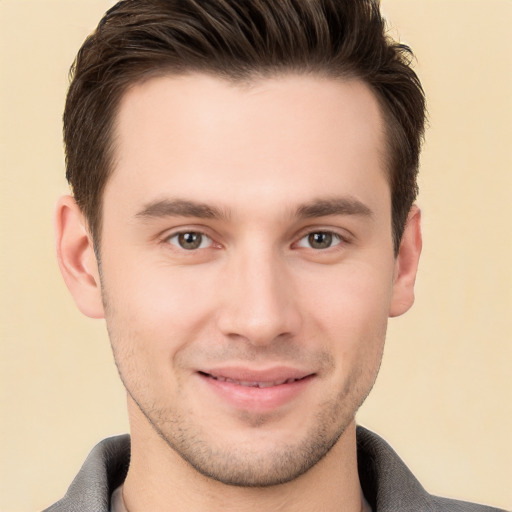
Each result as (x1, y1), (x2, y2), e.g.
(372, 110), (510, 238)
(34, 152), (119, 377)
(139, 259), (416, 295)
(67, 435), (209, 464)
(198, 373), (314, 413)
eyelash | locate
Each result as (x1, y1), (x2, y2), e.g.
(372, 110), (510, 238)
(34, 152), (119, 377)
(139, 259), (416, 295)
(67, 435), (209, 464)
(163, 228), (349, 252)
(165, 231), (216, 251)
(295, 231), (346, 250)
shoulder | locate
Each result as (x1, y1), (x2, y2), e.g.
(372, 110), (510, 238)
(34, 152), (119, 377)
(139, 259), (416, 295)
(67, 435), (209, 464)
(356, 426), (508, 512)
(43, 435), (130, 512)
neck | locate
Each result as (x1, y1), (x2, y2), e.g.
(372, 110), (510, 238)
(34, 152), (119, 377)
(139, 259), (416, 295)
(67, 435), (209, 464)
(123, 408), (366, 512)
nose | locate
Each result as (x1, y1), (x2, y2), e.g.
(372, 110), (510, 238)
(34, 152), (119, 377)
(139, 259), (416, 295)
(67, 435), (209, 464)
(216, 246), (302, 346)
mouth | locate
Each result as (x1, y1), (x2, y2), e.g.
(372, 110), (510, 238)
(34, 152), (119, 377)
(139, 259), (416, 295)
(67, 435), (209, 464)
(196, 367), (315, 412)
(198, 371), (309, 388)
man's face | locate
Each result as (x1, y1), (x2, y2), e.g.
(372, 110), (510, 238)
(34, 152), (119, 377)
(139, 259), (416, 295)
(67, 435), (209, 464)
(98, 74), (402, 485)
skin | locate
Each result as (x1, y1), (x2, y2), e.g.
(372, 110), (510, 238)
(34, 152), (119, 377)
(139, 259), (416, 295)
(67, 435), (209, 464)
(56, 73), (422, 512)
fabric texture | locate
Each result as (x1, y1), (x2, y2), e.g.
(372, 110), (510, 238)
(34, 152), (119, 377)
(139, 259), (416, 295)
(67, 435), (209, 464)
(44, 426), (507, 512)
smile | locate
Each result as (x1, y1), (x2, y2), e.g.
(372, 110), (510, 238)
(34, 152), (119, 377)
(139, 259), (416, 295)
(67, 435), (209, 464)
(197, 368), (315, 412)
(201, 372), (306, 388)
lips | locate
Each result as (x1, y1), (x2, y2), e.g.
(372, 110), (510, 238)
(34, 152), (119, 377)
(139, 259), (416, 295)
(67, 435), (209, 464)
(200, 372), (306, 388)
(197, 367), (315, 412)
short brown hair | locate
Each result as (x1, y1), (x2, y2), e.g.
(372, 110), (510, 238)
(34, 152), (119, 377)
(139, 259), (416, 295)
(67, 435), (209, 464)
(64, 0), (426, 254)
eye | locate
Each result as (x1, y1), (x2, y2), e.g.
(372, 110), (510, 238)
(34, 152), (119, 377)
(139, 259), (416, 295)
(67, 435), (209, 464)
(297, 231), (343, 250)
(167, 231), (213, 250)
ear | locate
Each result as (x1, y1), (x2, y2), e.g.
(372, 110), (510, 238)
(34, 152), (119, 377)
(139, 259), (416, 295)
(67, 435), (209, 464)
(54, 195), (105, 319)
(389, 205), (422, 318)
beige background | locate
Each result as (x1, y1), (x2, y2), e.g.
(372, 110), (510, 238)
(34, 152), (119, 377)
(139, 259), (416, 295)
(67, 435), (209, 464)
(0, 1), (511, 510)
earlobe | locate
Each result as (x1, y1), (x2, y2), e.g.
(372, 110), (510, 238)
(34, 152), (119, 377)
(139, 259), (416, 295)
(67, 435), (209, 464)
(389, 205), (422, 318)
(54, 195), (105, 319)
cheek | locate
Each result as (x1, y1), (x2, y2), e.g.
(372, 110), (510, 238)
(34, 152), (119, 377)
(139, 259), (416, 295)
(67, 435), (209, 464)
(101, 260), (221, 364)
(303, 259), (394, 324)
(300, 261), (392, 365)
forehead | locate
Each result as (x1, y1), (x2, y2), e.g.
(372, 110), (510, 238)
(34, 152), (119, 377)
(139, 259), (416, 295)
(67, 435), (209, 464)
(107, 73), (388, 216)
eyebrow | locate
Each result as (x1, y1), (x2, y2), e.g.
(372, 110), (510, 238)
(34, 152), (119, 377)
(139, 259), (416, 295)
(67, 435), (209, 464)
(135, 199), (229, 221)
(295, 197), (373, 219)
(135, 196), (373, 222)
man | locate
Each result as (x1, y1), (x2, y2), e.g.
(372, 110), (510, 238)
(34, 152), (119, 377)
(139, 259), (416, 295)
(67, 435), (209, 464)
(46, 1), (505, 511)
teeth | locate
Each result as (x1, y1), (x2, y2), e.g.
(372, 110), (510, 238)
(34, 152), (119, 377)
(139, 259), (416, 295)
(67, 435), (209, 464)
(209, 375), (299, 387)
(257, 381), (275, 388)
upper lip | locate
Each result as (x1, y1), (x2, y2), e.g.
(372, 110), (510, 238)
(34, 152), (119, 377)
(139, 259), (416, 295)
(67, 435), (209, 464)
(198, 366), (314, 385)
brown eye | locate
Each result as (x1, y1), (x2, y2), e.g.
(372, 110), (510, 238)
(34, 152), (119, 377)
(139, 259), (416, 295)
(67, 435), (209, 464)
(168, 232), (211, 250)
(308, 232), (333, 249)
(179, 232), (202, 249)
(297, 231), (343, 250)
